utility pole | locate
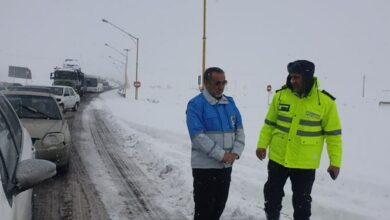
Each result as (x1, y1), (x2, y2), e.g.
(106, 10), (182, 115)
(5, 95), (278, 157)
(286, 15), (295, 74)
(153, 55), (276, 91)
(200, 0), (207, 91)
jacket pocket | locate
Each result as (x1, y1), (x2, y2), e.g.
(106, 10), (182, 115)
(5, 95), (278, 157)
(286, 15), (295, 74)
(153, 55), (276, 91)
(270, 133), (287, 159)
(299, 137), (324, 162)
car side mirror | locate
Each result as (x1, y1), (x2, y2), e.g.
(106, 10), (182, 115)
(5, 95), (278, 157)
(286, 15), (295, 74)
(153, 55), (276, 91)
(14, 159), (56, 195)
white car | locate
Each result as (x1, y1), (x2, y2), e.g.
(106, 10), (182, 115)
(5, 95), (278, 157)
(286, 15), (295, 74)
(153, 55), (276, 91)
(0, 93), (56, 220)
(52, 86), (80, 111)
(8, 85), (80, 112)
(4, 91), (72, 171)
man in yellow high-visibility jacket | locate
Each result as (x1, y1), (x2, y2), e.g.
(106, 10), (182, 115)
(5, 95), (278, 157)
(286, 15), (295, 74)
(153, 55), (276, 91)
(256, 60), (342, 220)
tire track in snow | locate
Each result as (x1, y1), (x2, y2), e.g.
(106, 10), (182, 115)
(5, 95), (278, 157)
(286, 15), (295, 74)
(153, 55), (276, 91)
(88, 109), (185, 219)
(33, 93), (110, 220)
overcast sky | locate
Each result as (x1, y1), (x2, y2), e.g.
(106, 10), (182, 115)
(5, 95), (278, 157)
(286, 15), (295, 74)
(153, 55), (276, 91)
(1, 0), (389, 99)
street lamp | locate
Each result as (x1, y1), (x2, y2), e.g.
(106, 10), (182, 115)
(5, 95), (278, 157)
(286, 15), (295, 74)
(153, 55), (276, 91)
(108, 56), (125, 65)
(105, 43), (126, 57)
(102, 18), (140, 100)
(105, 43), (130, 97)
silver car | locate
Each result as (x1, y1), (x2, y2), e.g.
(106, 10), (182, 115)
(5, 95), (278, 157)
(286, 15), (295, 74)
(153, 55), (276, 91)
(3, 91), (71, 171)
(0, 93), (56, 220)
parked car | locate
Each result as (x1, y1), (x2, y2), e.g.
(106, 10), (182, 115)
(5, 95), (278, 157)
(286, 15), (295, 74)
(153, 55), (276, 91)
(3, 91), (71, 171)
(0, 93), (56, 220)
(7, 85), (80, 112)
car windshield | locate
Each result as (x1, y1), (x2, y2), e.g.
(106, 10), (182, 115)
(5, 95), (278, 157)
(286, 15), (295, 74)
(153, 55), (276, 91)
(53, 71), (78, 80)
(50, 87), (64, 96)
(5, 95), (61, 120)
(86, 78), (98, 87)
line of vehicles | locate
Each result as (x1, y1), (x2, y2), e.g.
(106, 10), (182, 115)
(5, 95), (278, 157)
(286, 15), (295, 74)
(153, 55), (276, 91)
(0, 59), (111, 220)
(50, 59), (109, 96)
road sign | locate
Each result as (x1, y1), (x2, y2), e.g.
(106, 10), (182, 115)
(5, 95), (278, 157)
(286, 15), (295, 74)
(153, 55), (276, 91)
(267, 84), (272, 92)
(134, 81), (141, 88)
(8, 66), (32, 79)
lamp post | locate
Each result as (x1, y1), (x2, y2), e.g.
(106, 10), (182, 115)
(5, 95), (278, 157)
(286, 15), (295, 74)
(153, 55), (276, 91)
(105, 43), (126, 57)
(105, 43), (129, 97)
(102, 18), (140, 100)
(109, 55), (127, 96)
(108, 56), (125, 65)
(124, 49), (130, 93)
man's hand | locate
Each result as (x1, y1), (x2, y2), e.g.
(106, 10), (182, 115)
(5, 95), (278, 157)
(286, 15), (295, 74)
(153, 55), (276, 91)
(327, 165), (340, 180)
(223, 153), (238, 164)
(256, 148), (267, 160)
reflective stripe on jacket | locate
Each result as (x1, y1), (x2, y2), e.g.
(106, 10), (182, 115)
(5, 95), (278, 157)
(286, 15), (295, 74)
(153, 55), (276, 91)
(257, 79), (342, 169)
(186, 90), (245, 169)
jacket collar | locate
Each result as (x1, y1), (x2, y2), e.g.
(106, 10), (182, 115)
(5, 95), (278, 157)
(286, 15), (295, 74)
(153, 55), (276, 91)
(202, 89), (229, 105)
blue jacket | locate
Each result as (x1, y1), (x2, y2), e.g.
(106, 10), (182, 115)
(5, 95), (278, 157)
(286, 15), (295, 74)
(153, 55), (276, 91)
(186, 90), (245, 168)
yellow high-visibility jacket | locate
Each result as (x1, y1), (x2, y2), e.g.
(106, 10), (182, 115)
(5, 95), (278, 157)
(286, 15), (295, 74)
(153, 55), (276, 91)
(257, 79), (342, 169)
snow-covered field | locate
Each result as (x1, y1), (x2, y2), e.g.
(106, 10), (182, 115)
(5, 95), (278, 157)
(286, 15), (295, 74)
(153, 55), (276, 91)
(88, 83), (390, 220)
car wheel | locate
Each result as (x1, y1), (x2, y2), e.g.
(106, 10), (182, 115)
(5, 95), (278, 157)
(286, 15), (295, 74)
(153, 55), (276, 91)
(72, 102), (79, 112)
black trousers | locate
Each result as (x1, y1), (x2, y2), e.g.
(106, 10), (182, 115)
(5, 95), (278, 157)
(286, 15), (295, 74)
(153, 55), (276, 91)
(192, 167), (232, 220)
(264, 160), (315, 220)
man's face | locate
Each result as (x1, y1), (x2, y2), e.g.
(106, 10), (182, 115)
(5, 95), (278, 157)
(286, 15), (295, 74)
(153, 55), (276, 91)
(289, 73), (304, 94)
(204, 72), (227, 98)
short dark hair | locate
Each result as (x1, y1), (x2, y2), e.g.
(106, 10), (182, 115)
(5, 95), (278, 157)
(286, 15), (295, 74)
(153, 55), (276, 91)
(203, 67), (225, 82)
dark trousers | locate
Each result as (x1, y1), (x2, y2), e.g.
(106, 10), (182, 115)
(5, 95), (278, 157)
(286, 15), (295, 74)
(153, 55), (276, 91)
(192, 167), (232, 220)
(264, 160), (315, 220)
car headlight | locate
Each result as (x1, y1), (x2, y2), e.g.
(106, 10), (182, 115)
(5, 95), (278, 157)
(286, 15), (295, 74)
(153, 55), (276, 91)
(42, 133), (65, 146)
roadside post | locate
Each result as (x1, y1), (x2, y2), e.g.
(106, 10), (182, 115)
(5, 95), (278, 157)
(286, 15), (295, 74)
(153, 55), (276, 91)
(134, 81), (141, 90)
(267, 84), (272, 105)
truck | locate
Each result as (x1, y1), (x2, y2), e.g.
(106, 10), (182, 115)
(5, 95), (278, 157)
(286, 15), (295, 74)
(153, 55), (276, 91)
(50, 59), (87, 96)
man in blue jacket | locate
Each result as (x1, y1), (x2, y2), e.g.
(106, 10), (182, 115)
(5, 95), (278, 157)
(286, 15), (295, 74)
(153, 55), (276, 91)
(186, 67), (245, 220)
